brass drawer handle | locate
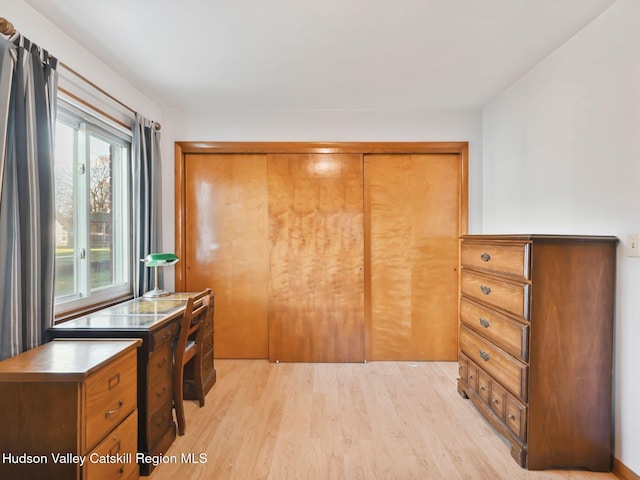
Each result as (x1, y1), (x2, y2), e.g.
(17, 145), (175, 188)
(508, 414), (516, 421)
(105, 399), (124, 418)
(479, 350), (490, 361)
(480, 253), (491, 262)
(492, 398), (500, 404)
(479, 317), (490, 328)
(479, 385), (485, 392)
(480, 285), (492, 295)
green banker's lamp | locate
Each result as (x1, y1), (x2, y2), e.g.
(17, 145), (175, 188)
(142, 253), (179, 298)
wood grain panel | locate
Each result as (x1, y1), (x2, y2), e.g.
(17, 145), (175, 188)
(184, 154), (269, 358)
(268, 153), (364, 362)
(365, 154), (460, 360)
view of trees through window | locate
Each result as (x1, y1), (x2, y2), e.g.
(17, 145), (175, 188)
(54, 103), (131, 307)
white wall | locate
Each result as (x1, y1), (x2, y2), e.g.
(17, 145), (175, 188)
(483, 0), (640, 471)
(159, 107), (484, 289)
(5, 0), (161, 124)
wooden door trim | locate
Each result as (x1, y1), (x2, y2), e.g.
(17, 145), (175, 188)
(175, 141), (469, 292)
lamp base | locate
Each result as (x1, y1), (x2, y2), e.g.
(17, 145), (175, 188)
(143, 288), (171, 298)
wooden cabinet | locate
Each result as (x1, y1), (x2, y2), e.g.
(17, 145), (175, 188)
(457, 235), (617, 471)
(0, 339), (140, 480)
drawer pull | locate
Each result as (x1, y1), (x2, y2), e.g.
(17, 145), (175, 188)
(479, 385), (485, 391)
(480, 285), (492, 295)
(493, 398), (500, 404)
(109, 440), (122, 456)
(508, 414), (516, 421)
(479, 350), (490, 361)
(105, 399), (124, 418)
(157, 356), (168, 368)
(480, 253), (491, 262)
(156, 385), (168, 398)
(479, 317), (490, 328)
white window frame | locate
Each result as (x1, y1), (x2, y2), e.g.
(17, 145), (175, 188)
(54, 97), (133, 313)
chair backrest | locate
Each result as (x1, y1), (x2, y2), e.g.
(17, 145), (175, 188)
(175, 288), (212, 367)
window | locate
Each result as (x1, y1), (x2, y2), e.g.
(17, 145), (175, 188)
(54, 99), (132, 311)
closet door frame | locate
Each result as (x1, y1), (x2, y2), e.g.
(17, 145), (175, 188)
(175, 142), (469, 359)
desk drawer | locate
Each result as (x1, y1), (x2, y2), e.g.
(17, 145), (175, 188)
(459, 325), (528, 401)
(460, 298), (529, 361)
(461, 241), (530, 280)
(461, 270), (530, 320)
(85, 349), (137, 451)
(151, 322), (178, 352)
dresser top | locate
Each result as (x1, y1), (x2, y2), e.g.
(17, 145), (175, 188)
(461, 234), (618, 243)
(0, 339), (141, 382)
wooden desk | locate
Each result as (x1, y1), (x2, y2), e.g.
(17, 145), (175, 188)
(48, 292), (216, 476)
(0, 339), (141, 480)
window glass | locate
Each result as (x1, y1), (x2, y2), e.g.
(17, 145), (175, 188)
(54, 100), (132, 311)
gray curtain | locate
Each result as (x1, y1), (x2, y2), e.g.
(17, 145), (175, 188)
(132, 114), (163, 297)
(0, 34), (58, 360)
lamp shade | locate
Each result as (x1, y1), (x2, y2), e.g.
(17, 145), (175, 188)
(143, 253), (179, 267)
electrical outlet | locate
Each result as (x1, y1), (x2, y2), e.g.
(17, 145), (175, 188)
(628, 234), (640, 257)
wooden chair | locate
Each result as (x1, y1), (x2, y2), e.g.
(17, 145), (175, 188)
(173, 288), (212, 436)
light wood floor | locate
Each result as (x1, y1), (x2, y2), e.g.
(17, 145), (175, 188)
(147, 360), (617, 480)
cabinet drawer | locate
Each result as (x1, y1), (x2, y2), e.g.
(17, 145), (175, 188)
(85, 410), (138, 480)
(457, 355), (468, 383)
(466, 362), (479, 391)
(148, 370), (171, 414)
(490, 381), (507, 419)
(460, 298), (529, 361)
(148, 342), (172, 385)
(148, 402), (173, 447)
(85, 349), (137, 451)
(151, 322), (178, 352)
(505, 394), (527, 441)
(477, 369), (491, 404)
(459, 325), (528, 401)
(461, 241), (530, 280)
(461, 270), (530, 320)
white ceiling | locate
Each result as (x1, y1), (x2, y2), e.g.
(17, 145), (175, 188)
(25, 0), (616, 111)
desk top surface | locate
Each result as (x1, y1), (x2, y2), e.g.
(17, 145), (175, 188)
(50, 293), (195, 332)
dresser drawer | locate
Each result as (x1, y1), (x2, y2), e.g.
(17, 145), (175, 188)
(457, 355), (468, 383)
(461, 270), (530, 321)
(461, 241), (530, 280)
(490, 381), (507, 419)
(85, 410), (138, 480)
(148, 342), (172, 384)
(85, 349), (138, 451)
(505, 394), (527, 442)
(459, 325), (528, 401)
(477, 369), (491, 404)
(460, 298), (529, 361)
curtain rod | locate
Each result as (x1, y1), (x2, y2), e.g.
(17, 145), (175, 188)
(0, 16), (161, 131)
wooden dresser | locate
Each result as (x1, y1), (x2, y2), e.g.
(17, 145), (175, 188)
(0, 339), (141, 480)
(48, 292), (216, 476)
(457, 235), (617, 471)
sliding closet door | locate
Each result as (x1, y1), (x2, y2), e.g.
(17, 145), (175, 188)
(183, 154), (269, 358)
(365, 153), (461, 360)
(267, 153), (364, 362)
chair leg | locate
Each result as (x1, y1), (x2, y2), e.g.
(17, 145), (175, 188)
(173, 367), (186, 436)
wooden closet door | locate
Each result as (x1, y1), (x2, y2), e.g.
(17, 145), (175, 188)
(267, 153), (364, 362)
(184, 154), (269, 358)
(365, 153), (461, 360)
